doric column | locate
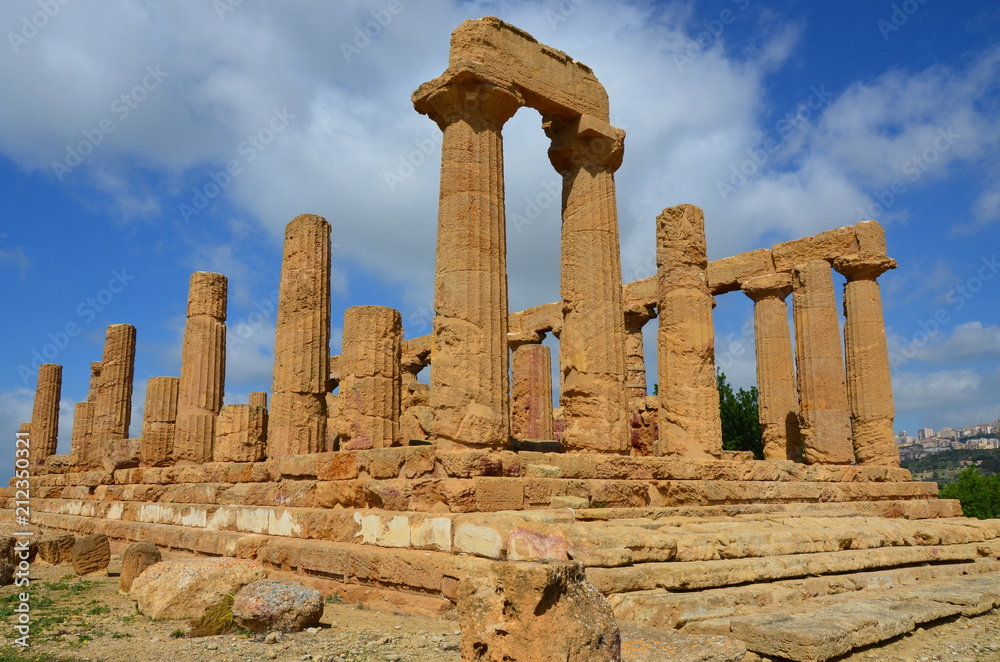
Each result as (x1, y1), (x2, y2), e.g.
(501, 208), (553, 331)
(834, 252), (899, 467)
(792, 260), (853, 464)
(741, 274), (801, 461)
(175, 272), (227, 464)
(93, 324), (136, 447)
(546, 116), (629, 454)
(624, 305), (655, 399)
(249, 392), (268, 409)
(655, 204), (722, 458)
(510, 342), (554, 441)
(413, 77), (522, 449)
(269, 214), (331, 457)
(70, 402), (94, 465)
(339, 306), (402, 450)
(141, 376), (180, 467)
(30, 364), (62, 467)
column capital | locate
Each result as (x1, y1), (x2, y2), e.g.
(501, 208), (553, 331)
(624, 303), (656, 329)
(545, 114), (625, 174)
(741, 273), (793, 302)
(833, 252), (897, 281)
(413, 75), (522, 131)
(507, 329), (544, 350)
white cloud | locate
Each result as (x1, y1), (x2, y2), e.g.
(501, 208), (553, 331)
(889, 321), (1000, 365)
(893, 366), (1000, 428)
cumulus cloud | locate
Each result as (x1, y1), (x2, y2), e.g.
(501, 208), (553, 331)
(893, 366), (1000, 428)
(889, 321), (1000, 366)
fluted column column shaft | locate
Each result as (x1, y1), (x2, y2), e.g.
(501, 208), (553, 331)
(142, 376), (180, 467)
(547, 120), (629, 453)
(30, 363), (62, 467)
(624, 308), (654, 399)
(339, 306), (402, 450)
(792, 260), (853, 464)
(176, 272), (227, 464)
(93, 324), (136, 465)
(742, 274), (801, 461)
(511, 343), (554, 441)
(835, 252), (900, 467)
(268, 214), (331, 457)
(414, 79), (521, 449)
(655, 204), (722, 458)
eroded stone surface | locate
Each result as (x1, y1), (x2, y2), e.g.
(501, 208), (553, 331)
(656, 204), (722, 459)
(119, 541), (161, 592)
(131, 557), (267, 620)
(232, 579), (324, 632)
(270, 215), (331, 457)
(30, 363), (62, 467)
(339, 306), (402, 450)
(792, 261), (852, 465)
(458, 560), (622, 661)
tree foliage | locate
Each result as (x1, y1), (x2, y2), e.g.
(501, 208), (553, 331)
(938, 467), (1000, 519)
(717, 371), (764, 459)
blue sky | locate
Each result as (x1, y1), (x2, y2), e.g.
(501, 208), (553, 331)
(1, 0), (999, 480)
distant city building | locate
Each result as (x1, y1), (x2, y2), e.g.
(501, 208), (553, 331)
(917, 428), (934, 440)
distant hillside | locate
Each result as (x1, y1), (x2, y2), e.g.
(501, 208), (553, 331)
(901, 448), (1000, 484)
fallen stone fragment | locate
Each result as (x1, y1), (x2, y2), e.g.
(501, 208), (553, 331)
(72, 533), (110, 576)
(119, 541), (162, 592)
(131, 557), (266, 620)
(232, 579), (324, 632)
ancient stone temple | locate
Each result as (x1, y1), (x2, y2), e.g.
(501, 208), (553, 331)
(10, 17), (1000, 662)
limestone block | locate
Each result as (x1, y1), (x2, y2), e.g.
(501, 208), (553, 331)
(656, 204), (722, 459)
(131, 558), (267, 620)
(268, 392), (326, 458)
(339, 306), (402, 450)
(707, 248), (775, 294)
(249, 391), (268, 408)
(72, 533), (110, 576)
(36, 533), (74, 565)
(214, 404), (267, 463)
(548, 119), (629, 454)
(30, 363), (62, 466)
(119, 541), (161, 592)
(771, 226), (859, 272)
(854, 220), (887, 254)
(140, 376), (179, 467)
(458, 560), (621, 662)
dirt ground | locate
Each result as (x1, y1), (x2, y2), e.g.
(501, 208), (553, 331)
(1, 558), (999, 662)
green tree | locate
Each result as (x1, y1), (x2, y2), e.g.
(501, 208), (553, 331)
(939, 467), (1000, 519)
(717, 370), (764, 459)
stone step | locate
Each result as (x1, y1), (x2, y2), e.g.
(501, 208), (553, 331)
(609, 559), (1000, 629)
(587, 541), (1000, 593)
(724, 574), (1000, 662)
(14, 474), (943, 512)
(25, 498), (1000, 567)
(26, 449), (915, 485)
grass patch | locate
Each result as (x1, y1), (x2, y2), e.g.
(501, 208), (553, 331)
(188, 595), (235, 637)
(325, 593), (344, 604)
(87, 605), (110, 615)
(169, 629), (186, 639)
